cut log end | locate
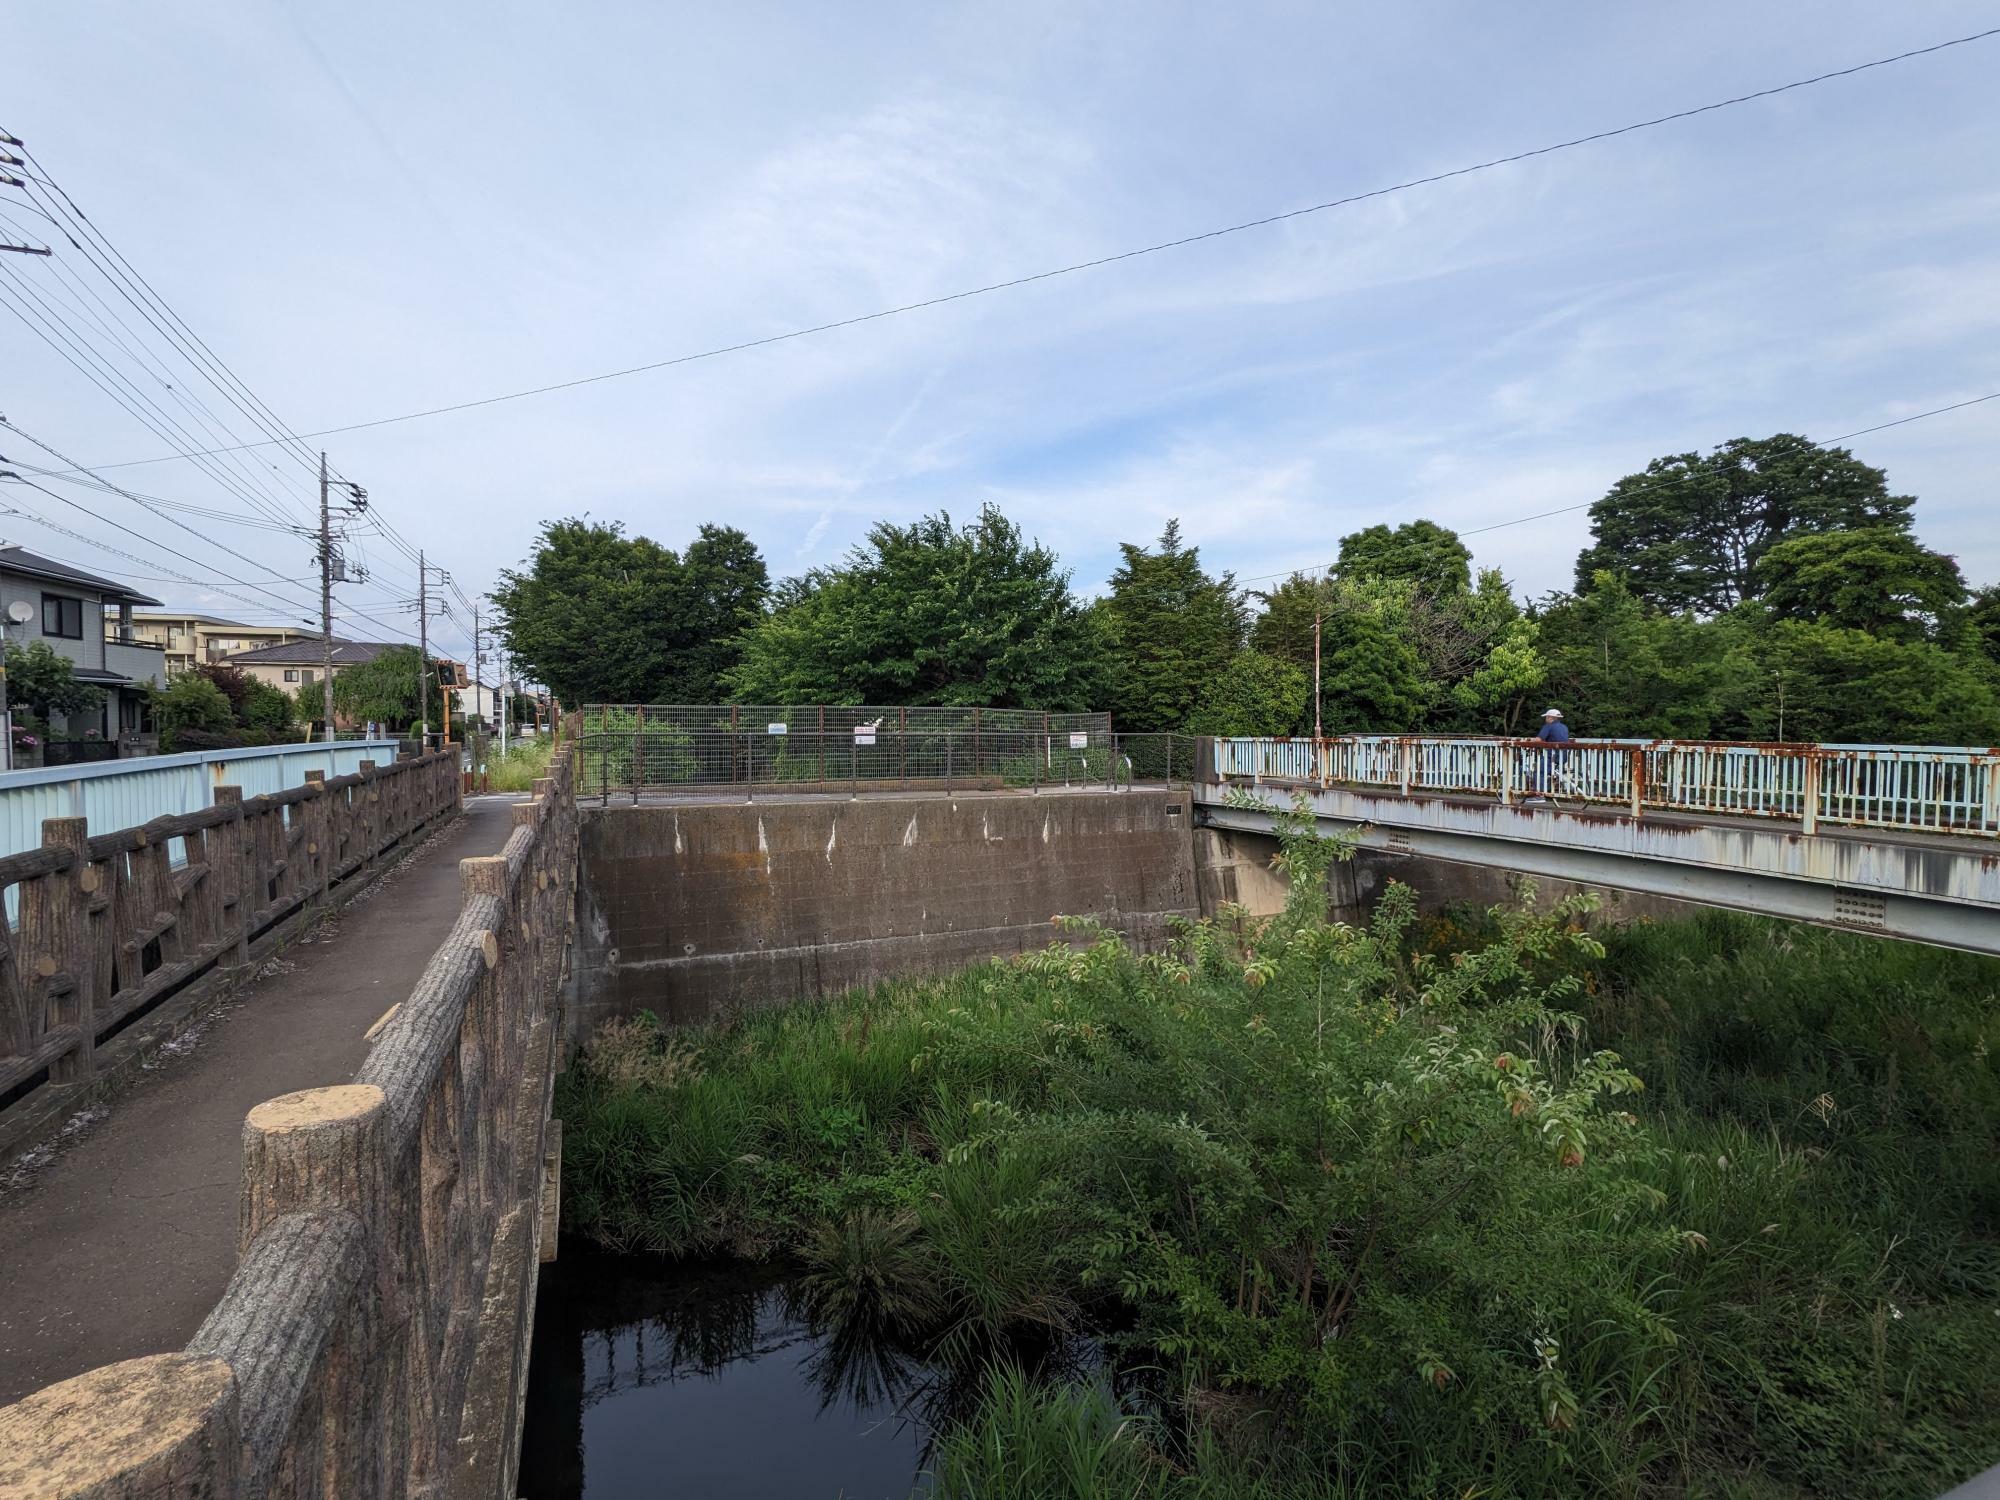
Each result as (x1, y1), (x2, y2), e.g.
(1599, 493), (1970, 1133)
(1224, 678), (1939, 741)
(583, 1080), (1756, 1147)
(0, 1353), (239, 1497)
(246, 1083), (385, 1138)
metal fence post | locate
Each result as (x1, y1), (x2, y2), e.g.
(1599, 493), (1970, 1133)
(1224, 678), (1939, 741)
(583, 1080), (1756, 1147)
(1802, 752), (1820, 837)
(850, 742), (858, 800)
(1398, 739), (1413, 797)
(945, 732), (954, 796)
(631, 732), (641, 805)
(1628, 745), (1644, 821)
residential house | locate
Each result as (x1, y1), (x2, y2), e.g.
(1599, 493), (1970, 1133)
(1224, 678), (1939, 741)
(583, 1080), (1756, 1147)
(224, 638), (396, 728)
(0, 544), (167, 742)
(124, 612), (309, 677)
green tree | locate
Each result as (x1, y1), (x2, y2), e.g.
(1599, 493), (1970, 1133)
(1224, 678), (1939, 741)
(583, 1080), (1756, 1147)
(1098, 520), (1244, 731)
(1316, 601), (1428, 732)
(331, 645), (444, 731)
(662, 524), (771, 701)
(151, 674), (234, 749)
(3, 640), (105, 725)
(1337, 519), (1473, 595)
(726, 505), (1105, 708)
(1755, 527), (1966, 640)
(239, 678), (297, 734)
(1534, 573), (1738, 738)
(1722, 619), (2000, 744)
(1186, 649), (1309, 735)
(1248, 572), (1329, 667)
(496, 518), (767, 707)
(1575, 434), (1914, 613)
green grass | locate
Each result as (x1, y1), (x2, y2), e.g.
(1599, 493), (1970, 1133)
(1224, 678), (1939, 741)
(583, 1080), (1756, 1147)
(486, 735), (555, 792)
(558, 810), (2000, 1498)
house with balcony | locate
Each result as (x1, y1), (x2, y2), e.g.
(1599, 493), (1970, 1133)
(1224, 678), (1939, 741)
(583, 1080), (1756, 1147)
(124, 612), (310, 676)
(0, 544), (167, 749)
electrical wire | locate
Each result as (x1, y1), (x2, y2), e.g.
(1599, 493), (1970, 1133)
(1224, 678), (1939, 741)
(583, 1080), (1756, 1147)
(39, 26), (2000, 473)
(1227, 391), (2000, 592)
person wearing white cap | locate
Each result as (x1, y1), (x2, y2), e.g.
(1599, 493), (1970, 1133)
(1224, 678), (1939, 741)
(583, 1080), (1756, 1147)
(1527, 707), (1569, 802)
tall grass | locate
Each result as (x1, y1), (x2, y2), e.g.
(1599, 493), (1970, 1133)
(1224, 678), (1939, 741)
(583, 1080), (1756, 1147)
(486, 735), (555, 792)
(559, 834), (2000, 1498)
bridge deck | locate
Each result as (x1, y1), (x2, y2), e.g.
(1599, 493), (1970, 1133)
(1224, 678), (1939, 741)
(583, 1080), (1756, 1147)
(0, 794), (521, 1405)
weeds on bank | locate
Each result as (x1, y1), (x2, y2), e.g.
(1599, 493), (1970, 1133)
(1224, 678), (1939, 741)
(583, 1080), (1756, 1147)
(557, 795), (2000, 1498)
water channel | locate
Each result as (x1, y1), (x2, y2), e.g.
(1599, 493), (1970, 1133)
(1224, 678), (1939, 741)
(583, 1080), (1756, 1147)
(517, 1241), (951, 1498)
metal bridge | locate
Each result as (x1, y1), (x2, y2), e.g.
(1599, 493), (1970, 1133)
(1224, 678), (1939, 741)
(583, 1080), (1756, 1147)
(1199, 736), (2000, 956)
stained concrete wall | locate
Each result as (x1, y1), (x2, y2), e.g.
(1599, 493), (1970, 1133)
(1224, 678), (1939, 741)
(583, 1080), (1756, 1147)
(573, 790), (1199, 1030)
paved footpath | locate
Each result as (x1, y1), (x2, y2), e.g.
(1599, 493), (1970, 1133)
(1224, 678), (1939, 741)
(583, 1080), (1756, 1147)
(0, 795), (522, 1406)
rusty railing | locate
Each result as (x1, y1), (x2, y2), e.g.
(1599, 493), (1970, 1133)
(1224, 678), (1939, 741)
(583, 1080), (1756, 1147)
(1210, 736), (2000, 838)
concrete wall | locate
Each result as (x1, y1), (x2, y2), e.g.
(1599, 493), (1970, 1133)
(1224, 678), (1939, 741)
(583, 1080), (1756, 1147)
(573, 790), (1200, 1030)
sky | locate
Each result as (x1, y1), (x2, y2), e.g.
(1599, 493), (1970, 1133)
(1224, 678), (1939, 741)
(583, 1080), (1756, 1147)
(4, 1), (1998, 671)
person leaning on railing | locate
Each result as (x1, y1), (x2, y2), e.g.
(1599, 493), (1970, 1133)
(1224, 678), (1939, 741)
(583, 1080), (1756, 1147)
(1527, 706), (1570, 802)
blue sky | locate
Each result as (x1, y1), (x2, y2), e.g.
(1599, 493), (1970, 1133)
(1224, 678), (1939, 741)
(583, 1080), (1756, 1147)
(4, 2), (1997, 665)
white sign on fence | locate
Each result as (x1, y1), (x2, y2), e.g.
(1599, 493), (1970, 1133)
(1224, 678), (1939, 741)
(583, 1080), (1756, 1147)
(1069, 732), (1089, 749)
(767, 723), (787, 735)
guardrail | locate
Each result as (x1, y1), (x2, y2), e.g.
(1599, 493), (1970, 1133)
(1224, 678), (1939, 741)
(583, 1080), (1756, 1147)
(573, 729), (1194, 800)
(0, 750), (460, 1140)
(0, 756), (576, 1495)
(1210, 736), (2000, 838)
(0, 739), (404, 865)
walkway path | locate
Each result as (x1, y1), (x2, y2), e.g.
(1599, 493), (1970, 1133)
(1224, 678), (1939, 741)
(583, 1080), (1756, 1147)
(0, 794), (521, 1405)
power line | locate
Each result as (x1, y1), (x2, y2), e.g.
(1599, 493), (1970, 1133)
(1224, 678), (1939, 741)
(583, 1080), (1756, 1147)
(1230, 391), (2000, 592)
(46, 26), (2000, 474)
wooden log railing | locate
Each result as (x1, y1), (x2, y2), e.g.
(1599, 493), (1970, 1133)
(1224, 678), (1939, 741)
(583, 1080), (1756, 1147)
(0, 755), (579, 1499)
(0, 750), (463, 1125)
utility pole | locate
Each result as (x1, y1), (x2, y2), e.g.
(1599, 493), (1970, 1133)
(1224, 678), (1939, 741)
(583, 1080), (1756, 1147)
(499, 649), (510, 758)
(417, 549), (430, 747)
(314, 453), (366, 743)
(1313, 608), (1322, 741)
(319, 453), (335, 743)
(472, 605), (483, 732)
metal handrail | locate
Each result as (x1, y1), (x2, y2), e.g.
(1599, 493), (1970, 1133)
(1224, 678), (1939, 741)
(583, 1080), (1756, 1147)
(1211, 735), (2000, 838)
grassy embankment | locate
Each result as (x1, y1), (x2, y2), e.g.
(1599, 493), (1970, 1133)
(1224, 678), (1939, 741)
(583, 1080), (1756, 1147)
(558, 799), (2000, 1498)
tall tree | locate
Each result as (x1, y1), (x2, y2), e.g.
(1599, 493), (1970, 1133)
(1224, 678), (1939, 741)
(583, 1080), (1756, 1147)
(661, 524), (771, 702)
(1755, 527), (1965, 641)
(493, 519), (768, 707)
(1533, 573), (1738, 738)
(725, 505), (1105, 708)
(1249, 573), (1331, 667)
(1099, 520), (1244, 731)
(1187, 650), (1310, 736)
(1337, 519), (1472, 596)
(3, 640), (104, 725)
(1575, 434), (1914, 613)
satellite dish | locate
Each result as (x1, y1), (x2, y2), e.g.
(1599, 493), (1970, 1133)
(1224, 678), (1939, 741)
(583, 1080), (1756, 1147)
(6, 601), (33, 624)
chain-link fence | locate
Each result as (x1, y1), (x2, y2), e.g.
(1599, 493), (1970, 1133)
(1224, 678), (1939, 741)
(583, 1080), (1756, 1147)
(572, 728), (1193, 802)
(572, 704), (1110, 740)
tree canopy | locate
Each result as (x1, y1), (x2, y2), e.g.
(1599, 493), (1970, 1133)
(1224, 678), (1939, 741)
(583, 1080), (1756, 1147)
(3, 640), (104, 725)
(1754, 526), (1965, 640)
(494, 518), (769, 707)
(1337, 519), (1472, 596)
(329, 645), (445, 732)
(1575, 434), (1914, 613)
(726, 505), (1105, 708)
(1097, 520), (1245, 732)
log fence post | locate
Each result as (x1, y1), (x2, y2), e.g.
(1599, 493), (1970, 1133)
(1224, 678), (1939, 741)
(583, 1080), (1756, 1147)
(38, 818), (92, 1086)
(215, 786), (252, 967)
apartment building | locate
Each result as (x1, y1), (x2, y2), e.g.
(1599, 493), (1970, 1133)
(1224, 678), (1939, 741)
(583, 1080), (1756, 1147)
(124, 612), (309, 676)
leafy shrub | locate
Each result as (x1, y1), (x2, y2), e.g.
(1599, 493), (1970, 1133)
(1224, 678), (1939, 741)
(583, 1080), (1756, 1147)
(560, 804), (2000, 1496)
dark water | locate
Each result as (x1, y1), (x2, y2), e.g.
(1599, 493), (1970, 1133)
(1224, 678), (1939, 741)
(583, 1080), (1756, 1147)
(517, 1241), (944, 1499)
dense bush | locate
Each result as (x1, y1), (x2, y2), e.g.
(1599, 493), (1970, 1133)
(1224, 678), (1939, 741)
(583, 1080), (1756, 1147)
(559, 809), (2000, 1497)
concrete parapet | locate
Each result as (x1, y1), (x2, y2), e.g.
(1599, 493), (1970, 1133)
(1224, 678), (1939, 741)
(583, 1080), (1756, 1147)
(571, 789), (1201, 1030)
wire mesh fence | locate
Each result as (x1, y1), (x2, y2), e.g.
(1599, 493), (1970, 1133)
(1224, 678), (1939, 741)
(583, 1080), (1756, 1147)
(571, 704), (1111, 740)
(572, 729), (1192, 802)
